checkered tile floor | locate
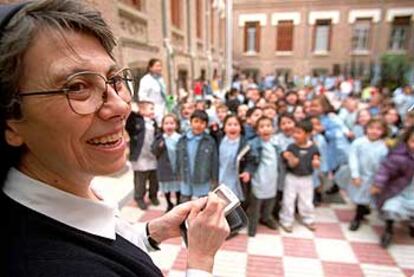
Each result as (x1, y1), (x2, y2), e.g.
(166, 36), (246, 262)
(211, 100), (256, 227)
(120, 198), (414, 277)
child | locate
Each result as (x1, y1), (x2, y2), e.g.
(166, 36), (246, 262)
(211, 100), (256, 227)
(310, 116), (329, 206)
(383, 107), (401, 138)
(372, 127), (414, 248)
(310, 95), (350, 195)
(179, 101), (195, 134)
(279, 119), (320, 232)
(338, 96), (358, 131)
(285, 90), (299, 113)
(219, 115), (254, 203)
(346, 118), (389, 231)
(151, 114), (181, 212)
(272, 113), (296, 219)
(176, 110), (218, 202)
(243, 107), (263, 140)
(247, 116), (280, 236)
(125, 101), (159, 210)
(293, 105), (306, 123)
(237, 104), (249, 123)
(352, 109), (371, 139)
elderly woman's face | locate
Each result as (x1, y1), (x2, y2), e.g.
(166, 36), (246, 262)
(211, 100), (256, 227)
(8, 31), (130, 184)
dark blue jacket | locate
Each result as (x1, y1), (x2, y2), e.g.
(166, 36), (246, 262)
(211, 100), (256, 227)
(176, 132), (218, 186)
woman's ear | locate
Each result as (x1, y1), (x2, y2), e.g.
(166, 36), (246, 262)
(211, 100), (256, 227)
(4, 121), (24, 147)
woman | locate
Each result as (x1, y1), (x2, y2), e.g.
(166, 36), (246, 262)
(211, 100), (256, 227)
(0, 1), (229, 276)
(138, 59), (167, 125)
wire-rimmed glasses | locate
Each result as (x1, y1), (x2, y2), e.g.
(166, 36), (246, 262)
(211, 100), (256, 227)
(18, 68), (135, 115)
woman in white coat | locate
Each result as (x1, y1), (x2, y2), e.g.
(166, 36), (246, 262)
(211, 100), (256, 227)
(138, 58), (167, 125)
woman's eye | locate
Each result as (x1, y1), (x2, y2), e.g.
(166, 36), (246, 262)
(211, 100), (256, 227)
(67, 82), (88, 92)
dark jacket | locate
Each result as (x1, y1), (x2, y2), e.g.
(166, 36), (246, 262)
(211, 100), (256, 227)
(176, 132), (218, 186)
(125, 112), (158, 161)
(374, 143), (414, 208)
(151, 133), (179, 183)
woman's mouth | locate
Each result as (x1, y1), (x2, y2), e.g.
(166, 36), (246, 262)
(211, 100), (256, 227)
(87, 131), (123, 148)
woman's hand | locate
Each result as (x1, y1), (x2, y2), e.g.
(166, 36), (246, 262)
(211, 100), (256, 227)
(186, 193), (230, 272)
(147, 197), (207, 243)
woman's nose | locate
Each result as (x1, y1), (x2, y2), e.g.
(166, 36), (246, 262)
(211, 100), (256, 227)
(98, 86), (131, 119)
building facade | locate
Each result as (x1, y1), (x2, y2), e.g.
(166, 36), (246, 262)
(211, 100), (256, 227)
(1, 0), (228, 97)
(91, 0), (228, 97)
(233, 0), (414, 82)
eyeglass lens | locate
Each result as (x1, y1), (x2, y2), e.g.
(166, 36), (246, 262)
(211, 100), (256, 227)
(66, 69), (135, 115)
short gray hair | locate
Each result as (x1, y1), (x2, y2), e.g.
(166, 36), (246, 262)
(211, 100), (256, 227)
(0, 0), (116, 186)
(0, 0), (116, 119)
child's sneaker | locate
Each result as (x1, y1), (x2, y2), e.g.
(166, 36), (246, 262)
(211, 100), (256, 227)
(280, 223), (293, 233)
(260, 218), (278, 230)
(303, 222), (316, 231)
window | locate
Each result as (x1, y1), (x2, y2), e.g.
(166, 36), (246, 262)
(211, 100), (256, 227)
(244, 21), (260, 53)
(389, 16), (411, 51)
(313, 19), (331, 52)
(171, 0), (181, 28)
(276, 20), (294, 51)
(196, 0), (202, 38)
(352, 19), (371, 51)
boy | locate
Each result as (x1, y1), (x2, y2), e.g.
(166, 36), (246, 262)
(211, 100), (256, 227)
(176, 110), (218, 202)
(179, 101), (195, 133)
(126, 101), (159, 210)
(244, 107), (263, 140)
(247, 116), (280, 236)
(280, 119), (320, 232)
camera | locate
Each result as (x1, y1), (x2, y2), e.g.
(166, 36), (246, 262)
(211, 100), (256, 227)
(180, 185), (249, 247)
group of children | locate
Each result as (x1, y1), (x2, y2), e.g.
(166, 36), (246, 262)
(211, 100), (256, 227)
(125, 81), (414, 248)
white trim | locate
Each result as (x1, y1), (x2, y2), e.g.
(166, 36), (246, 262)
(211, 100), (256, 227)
(271, 12), (301, 26)
(348, 9), (382, 24)
(238, 13), (267, 27)
(275, 51), (293, 56)
(308, 11), (340, 25)
(386, 8), (414, 22)
(313, 50), (329, 56)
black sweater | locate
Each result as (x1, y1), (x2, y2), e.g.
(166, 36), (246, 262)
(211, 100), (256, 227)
(1, 193), (162, 277)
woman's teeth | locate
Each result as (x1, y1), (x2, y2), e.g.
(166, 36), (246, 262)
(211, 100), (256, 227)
(88, 131), (123, 146)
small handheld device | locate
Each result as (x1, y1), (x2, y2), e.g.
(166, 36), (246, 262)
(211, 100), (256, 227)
(180, 185), (249, 247)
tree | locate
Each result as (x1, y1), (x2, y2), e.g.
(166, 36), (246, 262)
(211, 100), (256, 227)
(380, 53), (411, 90)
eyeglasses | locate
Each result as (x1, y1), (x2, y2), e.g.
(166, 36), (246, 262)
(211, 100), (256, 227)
(18, 68), (135, 115)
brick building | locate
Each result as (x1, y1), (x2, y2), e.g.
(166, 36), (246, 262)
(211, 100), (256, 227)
(233, 0), (414, 83)
(0, 0), (228, 97)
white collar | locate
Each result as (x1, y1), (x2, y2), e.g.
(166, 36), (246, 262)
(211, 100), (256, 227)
(3, 168), (117, 240)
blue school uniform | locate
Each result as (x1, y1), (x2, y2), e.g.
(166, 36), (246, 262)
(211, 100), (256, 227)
(159, 132), (181, 192)
(346, 136), (388, 205)
(271, 132), (294, 192)
(250, 138), (279, 199)
(320, 113), (350, 171)
(219, 136), (245, 201)
(312, 133), (329, 188)
(382, 177), (414, 222)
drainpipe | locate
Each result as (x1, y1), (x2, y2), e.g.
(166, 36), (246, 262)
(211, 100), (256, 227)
(161, 0), (176, 97)
(206, 0), (212, 81)
(186, 0), (195, 87)
(225, 0), (233, 90)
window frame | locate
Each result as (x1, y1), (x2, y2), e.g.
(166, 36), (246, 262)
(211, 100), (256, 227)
(389, 16), (411, 51)
(351, 18), (371, 52)
(276, 20), (294, 52)
(244, 21), (260, 53)
(313, 19), (332, 53)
